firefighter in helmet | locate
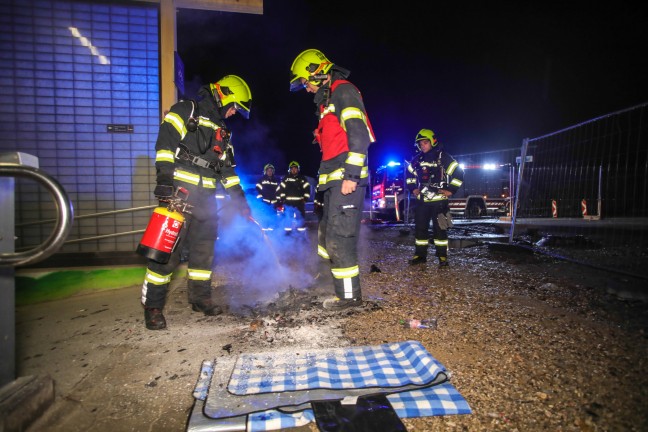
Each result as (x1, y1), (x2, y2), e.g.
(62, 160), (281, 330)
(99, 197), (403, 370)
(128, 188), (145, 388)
(290, 48), (375, 310)
(141, 75), (252, 330)
(256, 163), (280, 206)
(277, 160), (311, 233)
(406, 129), (464, 267)
(255, 163), (280, 230)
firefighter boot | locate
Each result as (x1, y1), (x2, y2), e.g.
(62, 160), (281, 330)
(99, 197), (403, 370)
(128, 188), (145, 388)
(191, 300), (224, 316)
(144, 307), (167, 330)
(322, 296), (363, 311)
(409, 256), (427, 266)
(439, 256), (449, 268)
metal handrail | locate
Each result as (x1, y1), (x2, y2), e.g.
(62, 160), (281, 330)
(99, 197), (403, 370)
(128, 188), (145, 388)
(0, 164), (74, 267)
(16, 205), (155, 228)
(14, 205), (155, 250)
(63, 229), (145, 244)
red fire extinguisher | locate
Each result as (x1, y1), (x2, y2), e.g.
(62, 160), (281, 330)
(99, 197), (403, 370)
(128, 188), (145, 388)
(137, 187), (192, 263)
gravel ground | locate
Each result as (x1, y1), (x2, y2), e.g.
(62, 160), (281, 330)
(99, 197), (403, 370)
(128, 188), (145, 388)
(17, 223), (648, 432)
(345, 225), (648, 432)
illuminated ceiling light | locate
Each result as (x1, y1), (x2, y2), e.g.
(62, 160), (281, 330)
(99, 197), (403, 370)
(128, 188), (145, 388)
(68, 26), (110, 65)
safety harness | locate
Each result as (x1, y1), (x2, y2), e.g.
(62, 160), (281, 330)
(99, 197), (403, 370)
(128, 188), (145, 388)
(175, 144), (223, 172)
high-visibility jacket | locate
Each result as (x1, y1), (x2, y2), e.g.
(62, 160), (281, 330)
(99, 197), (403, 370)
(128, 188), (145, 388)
(313, 77), (376, 191)
(256, 174), (280, 204)
(278, 173), (310, 204)
(406, 148), (464, 203)
(154, 85), (246, 212)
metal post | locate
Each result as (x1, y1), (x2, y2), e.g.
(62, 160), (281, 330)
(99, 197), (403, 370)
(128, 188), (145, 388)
(583, 164), (603, 221)
(0, 173), (16, 386)
(509, 139), (529, 243)
(597, 164), (603, 218)
(509, 164), (515, 217)
(1, 153), (39, 385)
(1, 152), (73, 386)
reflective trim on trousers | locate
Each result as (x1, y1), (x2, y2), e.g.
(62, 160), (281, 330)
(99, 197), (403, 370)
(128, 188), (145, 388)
(144, 269), (172, 284)
(142, 269), (172, 305)
(188, 268), (212, 281)
(318, 245), (330, 259)
(331, 265), (359, 279)
(343, 278), (354, 299)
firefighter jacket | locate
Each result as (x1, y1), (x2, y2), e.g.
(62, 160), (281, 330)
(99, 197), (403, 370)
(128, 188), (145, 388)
(154, 85), (247, 216)
(313, 73), (376, 192)
(255, 174), (279, 204)
(406, 148), (464, 203)
(277, 172), (311, 204)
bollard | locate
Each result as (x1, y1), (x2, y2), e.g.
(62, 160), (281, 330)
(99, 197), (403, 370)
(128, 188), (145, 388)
(551, 199), (557, 218)
(581, 199), (588, 217)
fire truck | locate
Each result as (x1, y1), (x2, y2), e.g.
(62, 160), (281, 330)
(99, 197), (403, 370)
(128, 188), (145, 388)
(449, 162), (512, 218)
(370, 160), (512, 221)
(370, 162), (407, 220)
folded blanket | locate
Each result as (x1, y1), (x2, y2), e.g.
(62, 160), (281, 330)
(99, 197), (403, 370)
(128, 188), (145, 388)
(228, 340), (445, 395)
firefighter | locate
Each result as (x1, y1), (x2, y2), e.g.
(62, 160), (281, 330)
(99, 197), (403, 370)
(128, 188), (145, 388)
(255, 163), (280, 230)
(290, 48), (375, 310)
(141, 75), (252, 330)
(277, 160), (311, 233)
(256, 163), (280, 206)
(406, 129), (464, 267)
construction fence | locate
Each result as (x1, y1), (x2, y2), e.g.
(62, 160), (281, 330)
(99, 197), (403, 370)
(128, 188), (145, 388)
(509, 101), (648, 265)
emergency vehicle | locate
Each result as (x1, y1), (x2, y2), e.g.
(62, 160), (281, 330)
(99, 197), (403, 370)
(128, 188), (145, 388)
(370, 162), (408, 220)
(371, 160), (511, 220)
(449, 162), (511, 218)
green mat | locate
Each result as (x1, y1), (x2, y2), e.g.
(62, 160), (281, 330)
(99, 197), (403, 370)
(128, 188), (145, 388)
(15, 267), (187, 305)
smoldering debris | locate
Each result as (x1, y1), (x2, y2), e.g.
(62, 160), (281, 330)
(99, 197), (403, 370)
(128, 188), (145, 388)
(235, 286), (320, 317)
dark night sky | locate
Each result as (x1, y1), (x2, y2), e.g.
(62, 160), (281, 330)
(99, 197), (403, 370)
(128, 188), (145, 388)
(176, 1), (648, 179)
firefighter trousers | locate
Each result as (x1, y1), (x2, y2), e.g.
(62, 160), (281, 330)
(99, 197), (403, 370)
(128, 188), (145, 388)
(283, 200), (306, 231)
(413, 200), (451, 259)
(141, 211), (218, 309)
(317, 184), (365, 300)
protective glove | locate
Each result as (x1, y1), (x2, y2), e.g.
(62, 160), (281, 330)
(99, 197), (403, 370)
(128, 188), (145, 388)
(154, 184), (174, 200)
(313, 202), (323, 218)
(313, 191), (324, 218)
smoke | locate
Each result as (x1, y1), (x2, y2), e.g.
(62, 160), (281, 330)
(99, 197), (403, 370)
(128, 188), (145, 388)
(214, 198), (318, 311)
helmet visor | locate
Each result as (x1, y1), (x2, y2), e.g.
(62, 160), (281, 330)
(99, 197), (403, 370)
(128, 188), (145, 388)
(290, 75), (307, 92)
(233, 101), (251, 119)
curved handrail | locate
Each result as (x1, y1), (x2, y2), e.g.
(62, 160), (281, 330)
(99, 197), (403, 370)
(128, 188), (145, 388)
(0, 164), (74, 267)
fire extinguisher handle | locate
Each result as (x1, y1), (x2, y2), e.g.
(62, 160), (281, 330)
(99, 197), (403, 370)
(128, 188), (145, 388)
(175, 186), (190, 201)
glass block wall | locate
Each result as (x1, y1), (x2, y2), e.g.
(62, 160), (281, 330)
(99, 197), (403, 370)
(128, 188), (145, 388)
(0, 0), (160, 254)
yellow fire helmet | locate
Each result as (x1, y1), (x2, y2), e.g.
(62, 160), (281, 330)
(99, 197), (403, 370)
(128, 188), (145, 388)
(210, 75), (252, 119)
(288, 160), (300, 171)
(415, 129), (438, 150)
(289, 49), (333, 92)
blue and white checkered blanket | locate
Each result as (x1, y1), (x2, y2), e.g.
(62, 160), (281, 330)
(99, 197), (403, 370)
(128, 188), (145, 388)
(228, 340), (445, 395)
(188, 340), (471, 432)
(241, 382), (471, 431)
